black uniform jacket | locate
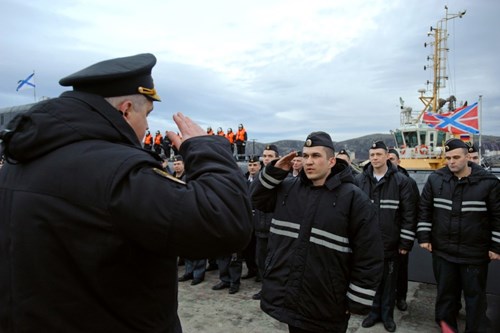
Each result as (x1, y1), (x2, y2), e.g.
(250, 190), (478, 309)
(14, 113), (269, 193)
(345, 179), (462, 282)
(0, 91), (252, 333)
(397, 165), (420, 198)
(246, 173), (272, 238)
(355, 161), (418, 257)
(417, 162), (500, 264)
(252, 159), (384, 332)
(248, 171), (273, 238)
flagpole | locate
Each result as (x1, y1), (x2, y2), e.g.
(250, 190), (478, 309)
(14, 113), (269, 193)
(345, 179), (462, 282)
(478, 95), (482, 163)
(33, 70), (37, 102)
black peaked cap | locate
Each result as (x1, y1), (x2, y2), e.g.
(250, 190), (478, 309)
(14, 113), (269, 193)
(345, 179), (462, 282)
(59, 53), (161, 101)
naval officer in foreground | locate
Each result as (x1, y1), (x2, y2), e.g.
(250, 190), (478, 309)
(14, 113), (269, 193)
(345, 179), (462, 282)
(0, 53), (252, 332)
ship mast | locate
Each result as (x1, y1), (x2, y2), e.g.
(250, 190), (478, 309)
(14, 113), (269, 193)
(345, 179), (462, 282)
(417, 6), (466, 121)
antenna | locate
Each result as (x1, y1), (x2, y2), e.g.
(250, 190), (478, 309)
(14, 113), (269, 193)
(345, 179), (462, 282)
(417, 6), (466, 118)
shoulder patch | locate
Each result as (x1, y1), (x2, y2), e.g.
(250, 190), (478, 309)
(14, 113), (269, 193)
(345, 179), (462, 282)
(153, 167), (186, 185)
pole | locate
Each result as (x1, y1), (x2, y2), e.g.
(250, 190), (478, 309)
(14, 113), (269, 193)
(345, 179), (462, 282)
(478, 95), (482, 162)
(252, 139), (257, 155)
(33, 70), (37, 102)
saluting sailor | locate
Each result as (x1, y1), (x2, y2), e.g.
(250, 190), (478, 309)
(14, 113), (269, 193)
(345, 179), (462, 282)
(251, 131), (384, 333)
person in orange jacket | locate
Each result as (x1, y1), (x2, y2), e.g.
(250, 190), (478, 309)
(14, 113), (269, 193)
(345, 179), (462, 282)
(235, 124), (247, 161)
(217, 127), (225, 137)
(226, 128), (236, 156)
(143, 130), (153, 150)
(153, 130), (163, 154)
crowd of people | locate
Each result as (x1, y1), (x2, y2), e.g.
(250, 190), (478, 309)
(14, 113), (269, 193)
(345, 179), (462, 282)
(143, 124), (249, 161)
(122, 131), (500, 333)
(0, 53), (498, 333)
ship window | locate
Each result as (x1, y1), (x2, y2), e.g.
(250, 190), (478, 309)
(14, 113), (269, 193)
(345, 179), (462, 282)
(436, 132), (447, 146)
(394, 131), (404, 146)
(419, 132), (426, 145)
(403, 132), (418, 148)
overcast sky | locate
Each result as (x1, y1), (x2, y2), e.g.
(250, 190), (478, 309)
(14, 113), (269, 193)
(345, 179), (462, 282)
(1, 0), (498, 143)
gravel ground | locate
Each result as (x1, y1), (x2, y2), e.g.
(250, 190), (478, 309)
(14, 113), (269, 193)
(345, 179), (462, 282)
(176, 268), (455, 333)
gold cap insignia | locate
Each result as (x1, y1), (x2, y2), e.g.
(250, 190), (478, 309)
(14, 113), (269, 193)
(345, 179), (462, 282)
(138, 86), (161, 102)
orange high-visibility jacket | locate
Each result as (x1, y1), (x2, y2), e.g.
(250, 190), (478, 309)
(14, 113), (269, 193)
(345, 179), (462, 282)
(236, 128), (247, 142)
(154, 134), (162, 145)
(144, 134), (152, 145)
(226, 132), (235, 144)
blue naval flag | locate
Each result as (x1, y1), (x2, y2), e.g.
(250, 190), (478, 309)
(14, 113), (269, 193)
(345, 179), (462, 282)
(16, 72), (36, 91)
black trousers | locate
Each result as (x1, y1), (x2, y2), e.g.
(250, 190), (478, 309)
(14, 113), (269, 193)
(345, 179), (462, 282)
(288, 314), (349, 333)
(216, 254), (242, 286)
(162, 146), (171, 159)
(242, 233), (259, 275)
(183, 259), (206, 280)
(367, 257), (398, 322)
(255, 236), (268, 280)
(432, 255), (488, 333)
(396, 252), (409, 301)
(236, 143), (245, 160)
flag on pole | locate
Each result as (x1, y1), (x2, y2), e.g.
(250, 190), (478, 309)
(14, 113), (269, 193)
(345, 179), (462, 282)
(16, 72), (36, 91)
(422, 102), (479, 135)
(459, 134), (471, 141)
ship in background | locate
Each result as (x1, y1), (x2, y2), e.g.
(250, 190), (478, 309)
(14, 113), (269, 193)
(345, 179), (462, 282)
(390, 6), (481, 171)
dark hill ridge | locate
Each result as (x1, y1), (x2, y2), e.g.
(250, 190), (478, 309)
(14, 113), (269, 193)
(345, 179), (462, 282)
(251, 134), (500, 164)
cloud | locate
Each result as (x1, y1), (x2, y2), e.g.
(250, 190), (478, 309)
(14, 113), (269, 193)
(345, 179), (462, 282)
(1, 0), (498, 142)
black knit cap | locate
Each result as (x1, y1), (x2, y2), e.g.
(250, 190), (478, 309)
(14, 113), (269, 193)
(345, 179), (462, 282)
(466, 142), (478, 153)
(59, 53), (161, 101)
(264, 144), (279, 155)
(304, 131), (335, 151)
(370, 140), (387, 151)
(337, 149), (349, 156)
(388, 148), (399, 159)
(445, 138), (468, 152)
(248, 155), (260, 163)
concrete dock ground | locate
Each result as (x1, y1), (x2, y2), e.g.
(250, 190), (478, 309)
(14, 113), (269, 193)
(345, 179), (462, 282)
(177, 268), (500, 333)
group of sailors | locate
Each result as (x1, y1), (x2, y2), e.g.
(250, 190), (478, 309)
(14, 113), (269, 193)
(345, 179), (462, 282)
(1, 53), (498, 333)
(175, 136), (498, 333)
(142, 124), (248, 161)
